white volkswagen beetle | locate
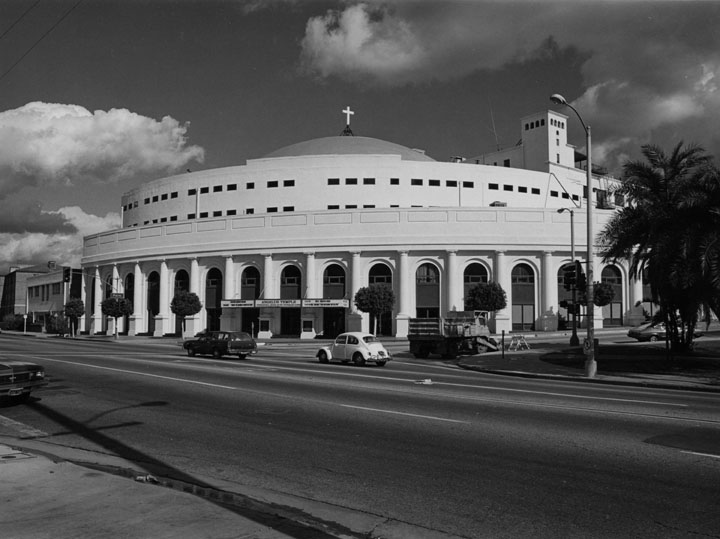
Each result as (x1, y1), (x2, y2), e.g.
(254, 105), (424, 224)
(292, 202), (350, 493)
(316, 332), (391, 367)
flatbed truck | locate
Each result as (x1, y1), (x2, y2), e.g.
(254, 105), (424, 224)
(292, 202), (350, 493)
(408, 310), (497, 359)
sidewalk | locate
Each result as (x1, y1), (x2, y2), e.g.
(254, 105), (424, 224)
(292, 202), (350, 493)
(1, 328), (719, 539)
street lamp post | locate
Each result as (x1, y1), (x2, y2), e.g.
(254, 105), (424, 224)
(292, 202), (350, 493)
(550, 93), (596, 377)
(557, 208), (579, 346)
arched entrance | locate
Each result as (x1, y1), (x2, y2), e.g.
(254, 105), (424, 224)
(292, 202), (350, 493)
(463, 263), (489, 308)
(280, 265), (301, 336)
(323, 263), (346, 338)
(511, 264), (535, 331)
(369, 263), (393, 335)
(174, 270), (189, 335)
(147, 271), (160, 335)
(205, 268), (223, 331)
(602, 265), (623, 326)
(416, 263), (440, 318)
(241, 267), (261, 336)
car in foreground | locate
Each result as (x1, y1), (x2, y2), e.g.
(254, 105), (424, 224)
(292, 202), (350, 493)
(183, 331), (258, 359)
(0, 361), (48, 403)
(627, 322), (703, 342)
(316, 332), (391, 366)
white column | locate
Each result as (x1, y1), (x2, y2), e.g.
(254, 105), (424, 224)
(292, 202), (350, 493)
(627, 273), (645, 326)
(224, 256), (235, 299)
(493, 251), (511, 334)
(92, 266), (103, 334)
(262, 254), (273, 297)
(190, 258), (199, 294)
(154, 260), (169, 337)
(446, 250), (460, 312)
(541, 251), (558, 331)
(305, 252), (316, 298)
(80, 268), (88, 334)
(111, 264), (123, 334)
(396, 250), (411, 337)
(347, 251), (363, 331)
(130, 262), (144, 335)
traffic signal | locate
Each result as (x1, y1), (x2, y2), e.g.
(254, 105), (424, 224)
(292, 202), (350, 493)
(563, 264), (576, 290)
(62, 266), (71, 282)
(575, 260), (586, 291)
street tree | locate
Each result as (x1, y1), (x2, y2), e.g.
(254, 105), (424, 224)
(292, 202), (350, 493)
(354, 284), (395, 335)
(170, 290), (203, 335)
(101, 297), (133, 339)
(600, 142), (720, 352)
(64, 298), (85, 337)
(464, 281), (507, 313)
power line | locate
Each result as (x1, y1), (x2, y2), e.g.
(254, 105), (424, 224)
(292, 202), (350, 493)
(0, 0), (83, 85)
(0, 0), (42, 43)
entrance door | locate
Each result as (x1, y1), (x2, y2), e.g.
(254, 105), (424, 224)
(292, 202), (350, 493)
(281, 308), (301, 336)
(323, 307), (345, 338)
(241, 308), (260, 336)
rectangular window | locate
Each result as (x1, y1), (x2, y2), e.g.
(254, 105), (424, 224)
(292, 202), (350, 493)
(227, 184), (237, 191)
(247, 182), (255, 190)
(328, 178), (340, 185)
(170, 215), (178, 221)
(345, 178), (358, 185)
(345, 204), (357, 209)
(283, 179), (295, 187)
(411, 178), (423, 186)
(328, 204), (340, 210)
(503, 159), (510, 167)
(213, 210), (222, 217)
(246, 208), (254, 214)
(171, 192), (178, 198)
(267, 207), (278, 213)
(446, 180), (458, 187)
(390, 204), (399, 207)
(531, 188), (541, 195)
(390, 178), (400, 185)
(363, 204), (375, 208)
(188, 188), (197, 196)
(226, 209), (237, 216)
(160, 217), (167, 222)
(363, 178), (375, 185)
(518, 186), (527, 193)
(572, 194), (580, 201)
(550, 190), (559, 197)
(489, 183), (499, 190)
(199, 211), (208, 218)
(161, 193), (168, 200)
(152, 195), (158, 202)
(562, 192), (570, 199)
(267, 180), (278, 188)
(144, 198), (150, 204)
(283, 206), (294, 212)
(213, 185), (222, 192)
(200, 187), (209, 194)
(188, 213), (196, 219)
(503, 185), (513, 191)
(463, 181), (474, 188)
(429, 179), (441, 187)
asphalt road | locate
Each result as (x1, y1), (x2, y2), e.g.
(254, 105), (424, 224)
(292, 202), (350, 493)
(2, 335), (719, 538)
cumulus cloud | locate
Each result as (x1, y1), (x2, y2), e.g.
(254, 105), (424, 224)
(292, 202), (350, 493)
(0, 102), (205, 197)
(0, 206), (120, 272)
(299, 1), (720, 172)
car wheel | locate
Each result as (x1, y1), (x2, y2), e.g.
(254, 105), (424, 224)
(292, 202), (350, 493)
(212, 348), (223, 358)
(649, 335), (658, 342)
(318, 350), (329, 363)
(187, 348), (196, 357)
(352, 352), (366, 366)
(375, 360), (387, 367)
(238, 354), (247, 360)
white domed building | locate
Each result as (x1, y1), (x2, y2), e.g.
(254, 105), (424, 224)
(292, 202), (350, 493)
(81, 109), (647, 338)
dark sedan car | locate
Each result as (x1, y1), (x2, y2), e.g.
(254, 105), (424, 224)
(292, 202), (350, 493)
(183, 330), (258, 359)
(627, 322), (703, 342)
(0, 361), (48, 403)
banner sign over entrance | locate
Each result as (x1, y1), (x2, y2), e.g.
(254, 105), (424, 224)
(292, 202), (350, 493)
(221, 298), (349, 308)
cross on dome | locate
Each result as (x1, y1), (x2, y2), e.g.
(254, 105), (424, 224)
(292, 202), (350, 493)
(340, 106), (355, 136)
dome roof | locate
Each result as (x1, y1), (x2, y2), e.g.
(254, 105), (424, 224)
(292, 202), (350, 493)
(262, 136), (436, 162)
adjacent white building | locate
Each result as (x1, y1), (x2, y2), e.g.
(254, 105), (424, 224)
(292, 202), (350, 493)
(80, 109), (647, 338)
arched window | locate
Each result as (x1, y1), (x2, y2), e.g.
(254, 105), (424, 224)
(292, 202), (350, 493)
(174, 270), (189, 293)
(511, 264), (535, 331)
(241, 267), (261, 300)
(601, 265), (623, 326)
(369, 263), (392, 285)
(280, 265), (301, 299)
(323, 264), (346, 299)
(416, 263), (440, 318)
(463, 263), (488, 300)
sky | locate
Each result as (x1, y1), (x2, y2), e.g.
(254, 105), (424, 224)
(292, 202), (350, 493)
(0, 0), (718, 274)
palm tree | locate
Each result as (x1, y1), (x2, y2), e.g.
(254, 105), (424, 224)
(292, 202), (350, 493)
(600, 142), (719, 352)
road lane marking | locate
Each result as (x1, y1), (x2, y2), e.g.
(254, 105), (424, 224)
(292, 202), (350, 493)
(340, 404), (466, 423)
